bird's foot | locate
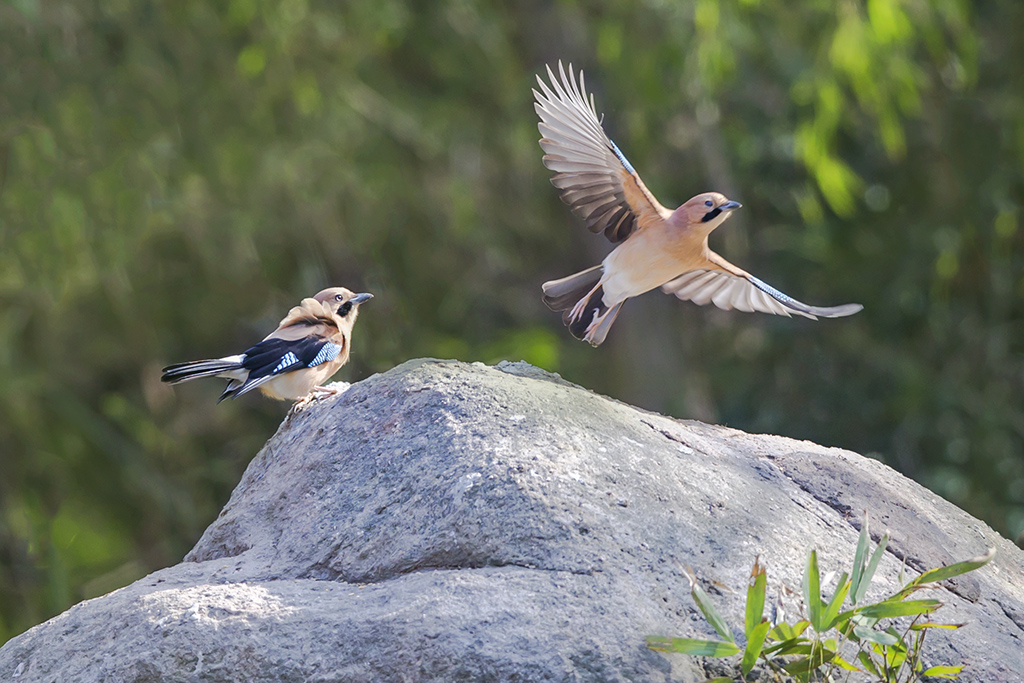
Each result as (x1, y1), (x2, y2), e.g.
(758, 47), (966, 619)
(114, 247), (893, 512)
(287, 383), (351, 417)
(311, 384), (341, 399)
(567, 281), (604, 324)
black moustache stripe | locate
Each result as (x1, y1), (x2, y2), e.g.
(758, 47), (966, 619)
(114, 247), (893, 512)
(701, 207), (722, 223)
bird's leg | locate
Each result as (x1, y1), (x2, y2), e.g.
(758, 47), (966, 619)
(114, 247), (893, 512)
(567, 281), (603, 324)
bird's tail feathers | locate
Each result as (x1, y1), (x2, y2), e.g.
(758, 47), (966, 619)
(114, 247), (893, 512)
(161, 355), (245, 385)
(542, 266), (602, 312)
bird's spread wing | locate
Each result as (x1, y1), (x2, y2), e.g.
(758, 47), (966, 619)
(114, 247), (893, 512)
(228, 336), (344, 398)
(661, 259), (863, 320)
(534, 62), (669, 243)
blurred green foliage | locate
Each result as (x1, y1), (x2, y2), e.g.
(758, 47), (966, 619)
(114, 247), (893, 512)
(1, 0), (1021, 645)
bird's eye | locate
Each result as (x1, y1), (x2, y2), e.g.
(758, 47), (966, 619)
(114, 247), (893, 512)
(704, 200), (713, 207)
(335, 294), (344, 301)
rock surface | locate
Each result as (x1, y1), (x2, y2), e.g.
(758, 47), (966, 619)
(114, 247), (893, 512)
(2, 359), (1022, 682)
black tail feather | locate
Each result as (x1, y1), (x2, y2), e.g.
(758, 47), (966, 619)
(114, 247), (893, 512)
(161, 358), (243, 385)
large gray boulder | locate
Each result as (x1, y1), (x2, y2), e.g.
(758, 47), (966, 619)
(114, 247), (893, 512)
(2, 359), (1021, 682)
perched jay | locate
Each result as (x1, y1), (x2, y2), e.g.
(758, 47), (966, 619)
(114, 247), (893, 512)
(161, 287), (372, 402)
(534, 62), (863, 346)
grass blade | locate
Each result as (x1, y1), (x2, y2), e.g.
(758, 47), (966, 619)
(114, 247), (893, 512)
(858, 651), (883, 677)
(803, 549), (823, 631)
(821, 571), (850, 630)
(849, 520), (870, 605)
(691, 581), (735, 644)
(854, 532), (888, 604)
(645, 636), (740, 657)
(745, 556), (767, 637)
(910, 622), (964, 631)
(741, 619), (771, 676)
(921, 664), (965, 678)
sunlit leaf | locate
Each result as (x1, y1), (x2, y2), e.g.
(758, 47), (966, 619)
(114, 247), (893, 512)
(910, 622), (964, 631)
(745, 556), (767, 637)
(921, 664), (965, 678)
(645, 636), (740, 657)
(902, 549), (995, 594)
(854, 533), (888, 605)
(768, 620), (810, 642)
(803, 549), (823, 631)
(691, 581), (735, 644)
(830, 654), (862, 672)
(821, 571), (850, 630)
(741, 619), (771, 676)
(858, 651), (883, 677)
(859, 599), (941, 619)
(849, 520), (871, 605)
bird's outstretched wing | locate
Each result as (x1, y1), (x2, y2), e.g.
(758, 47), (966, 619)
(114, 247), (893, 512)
(534, 62), (670, 243)
(222, 336), (344, 400)
(661, 255), (863, 320)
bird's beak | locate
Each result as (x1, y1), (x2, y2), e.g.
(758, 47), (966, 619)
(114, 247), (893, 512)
(350, 292), (374, 305)
(721, 201), (742, 211)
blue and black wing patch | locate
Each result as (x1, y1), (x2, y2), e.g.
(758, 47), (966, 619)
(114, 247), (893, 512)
(218, 336), (343, 401)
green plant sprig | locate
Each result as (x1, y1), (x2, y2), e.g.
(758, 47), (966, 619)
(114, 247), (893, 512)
(646, 520), (993, 682)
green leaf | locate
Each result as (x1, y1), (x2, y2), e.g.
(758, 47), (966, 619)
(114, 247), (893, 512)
(885, 643), (907, 670)
(762, 635), (810, 657)
(853, 625), (899, 646)
(645, 636), (740, 657)
(906, 548), (995, 591)
(830, 654), (862, 672)
(921, 664), (965, 678)
(854, 532), (889, 604)
(691, 581), (736, 644)
(821, 571), (850, 630)
(858, 651), (883, 677)
(859, 599), (941, 619)
(768, 619), (810, 641)
(803, 549), (823, 631)
(745, 556), (767, 637)
(885, 626), (908, 654)
(910, 622), (964, 631)
(782, 647), (836, 675)
(741, 619), (771, 676)
(849, 520), (871, 605)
